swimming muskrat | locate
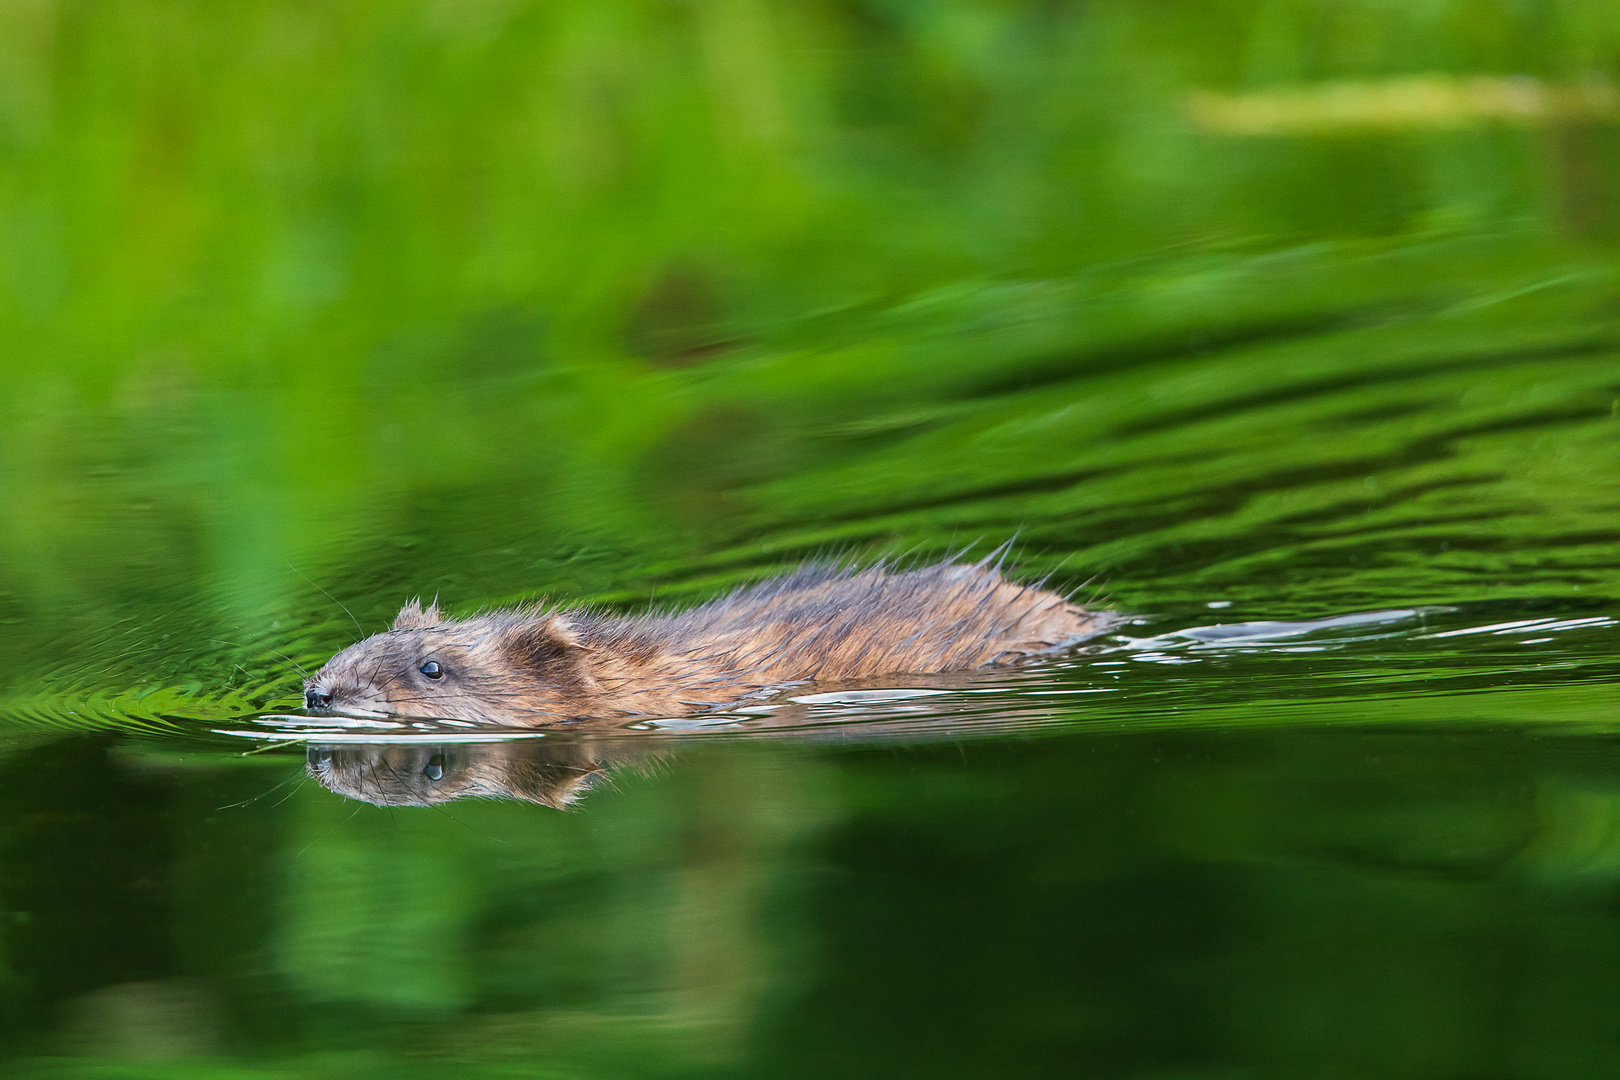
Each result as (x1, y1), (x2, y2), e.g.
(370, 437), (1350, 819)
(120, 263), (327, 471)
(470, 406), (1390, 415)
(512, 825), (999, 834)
(302, 553), (1112, 726)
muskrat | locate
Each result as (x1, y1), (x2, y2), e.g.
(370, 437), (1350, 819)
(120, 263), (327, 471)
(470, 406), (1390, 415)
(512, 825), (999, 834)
(302, 553), (1111, 726)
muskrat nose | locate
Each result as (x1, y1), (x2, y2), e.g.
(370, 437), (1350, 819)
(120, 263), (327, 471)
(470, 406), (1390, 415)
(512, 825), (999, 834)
(306, 689), (332, 710)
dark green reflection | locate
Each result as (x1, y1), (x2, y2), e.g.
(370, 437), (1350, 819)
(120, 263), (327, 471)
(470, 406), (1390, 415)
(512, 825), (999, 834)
(3, 722), (1620, 1077)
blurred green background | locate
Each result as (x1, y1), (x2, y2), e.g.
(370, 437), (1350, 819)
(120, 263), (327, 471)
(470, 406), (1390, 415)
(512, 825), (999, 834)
(4, 0), (1620, 1076)
(2, 0), (1618, 723)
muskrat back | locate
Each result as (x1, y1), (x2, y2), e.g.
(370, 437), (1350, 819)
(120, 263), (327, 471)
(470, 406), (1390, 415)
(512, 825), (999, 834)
(304, 555), (1112, 726)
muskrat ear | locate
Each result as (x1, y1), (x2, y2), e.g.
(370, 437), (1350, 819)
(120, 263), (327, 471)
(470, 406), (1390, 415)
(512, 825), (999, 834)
(502, 614), (583, 664)
(501, 614), (601, 694)
(393, 598), (443, 630)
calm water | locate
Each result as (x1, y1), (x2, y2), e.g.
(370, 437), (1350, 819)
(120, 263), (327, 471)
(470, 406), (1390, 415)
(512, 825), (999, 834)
(5, 2), (1620, 1078)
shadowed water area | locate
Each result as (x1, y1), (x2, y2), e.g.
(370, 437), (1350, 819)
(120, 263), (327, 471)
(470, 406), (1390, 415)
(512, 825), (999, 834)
(3, 1), (1620, 1077)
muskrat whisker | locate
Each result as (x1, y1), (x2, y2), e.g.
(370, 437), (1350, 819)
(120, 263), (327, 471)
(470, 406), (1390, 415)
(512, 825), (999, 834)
(209, 637), (310, 678)
(423, 795), (506, 842)
(297, 802), (365, 858)
(368, 760), (399, 823)
(287, 561), (367, 643)
(217, 767), (307, 810)
(268, 772), (311, 810)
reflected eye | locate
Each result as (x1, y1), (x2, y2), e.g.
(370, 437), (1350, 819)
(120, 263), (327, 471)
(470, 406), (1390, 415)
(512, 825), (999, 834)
(424, 753), (445, 782)
(419, 661), (443, 680)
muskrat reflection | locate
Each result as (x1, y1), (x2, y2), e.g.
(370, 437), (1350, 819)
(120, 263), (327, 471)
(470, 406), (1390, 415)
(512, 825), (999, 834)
(306, 739), (643, 809)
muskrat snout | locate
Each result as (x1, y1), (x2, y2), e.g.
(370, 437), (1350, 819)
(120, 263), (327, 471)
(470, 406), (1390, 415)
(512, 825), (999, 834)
(305, 689), (332, 710)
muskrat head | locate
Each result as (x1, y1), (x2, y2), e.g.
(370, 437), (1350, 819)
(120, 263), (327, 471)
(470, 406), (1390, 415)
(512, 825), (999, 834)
(302, 599), (598, 725)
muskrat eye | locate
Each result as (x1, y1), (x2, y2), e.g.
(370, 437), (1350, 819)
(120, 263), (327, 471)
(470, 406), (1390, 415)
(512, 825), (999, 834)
(419, 661), (443, 680)
(424, 753), (446, 782)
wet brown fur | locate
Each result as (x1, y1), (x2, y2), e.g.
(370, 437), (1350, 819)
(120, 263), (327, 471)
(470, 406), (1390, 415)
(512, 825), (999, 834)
(304, 553), (1113, 726)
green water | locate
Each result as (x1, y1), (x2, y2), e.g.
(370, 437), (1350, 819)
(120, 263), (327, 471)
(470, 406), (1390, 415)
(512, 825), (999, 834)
(4, 1), (1620, 1076)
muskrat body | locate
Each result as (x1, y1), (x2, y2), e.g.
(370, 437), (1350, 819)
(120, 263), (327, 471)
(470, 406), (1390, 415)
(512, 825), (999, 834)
(303, 555), (1111, 726)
